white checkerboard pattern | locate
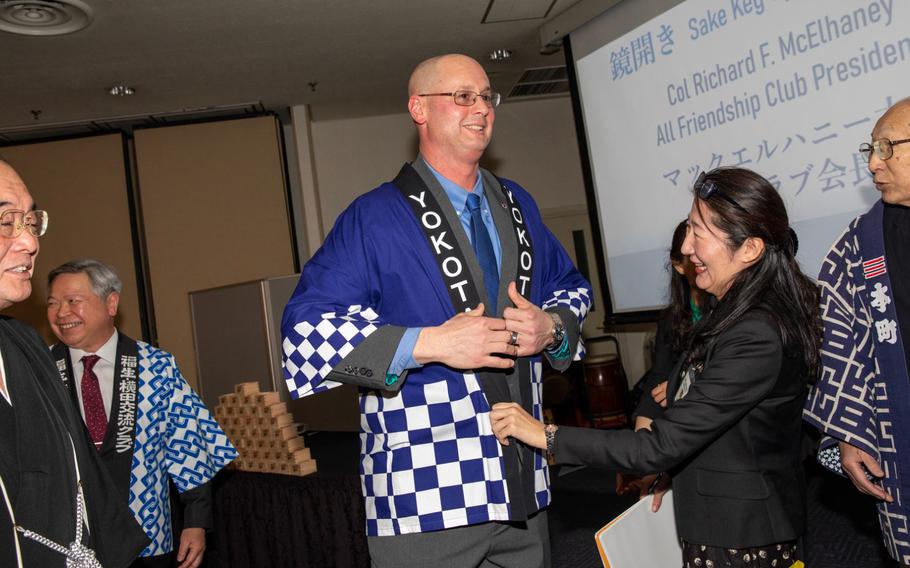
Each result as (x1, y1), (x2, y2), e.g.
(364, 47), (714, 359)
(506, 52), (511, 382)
(542, 287), (591, 360)
(281, 290), (588, 536)
(283, 305), (380, 399)
(359, 371), (512, 536)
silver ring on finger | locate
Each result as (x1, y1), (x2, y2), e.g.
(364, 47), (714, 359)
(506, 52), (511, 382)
(509, 331), (519, 346)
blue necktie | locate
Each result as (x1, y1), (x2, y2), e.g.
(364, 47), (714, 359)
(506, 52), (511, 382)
(466, 192), (499, 314)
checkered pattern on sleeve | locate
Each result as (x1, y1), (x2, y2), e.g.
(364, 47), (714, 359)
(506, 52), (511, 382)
(359, 371), (511, 536)
(130, 342), (237, 557)
(542, 287), (591, 361)
(283, 305), (380, 399)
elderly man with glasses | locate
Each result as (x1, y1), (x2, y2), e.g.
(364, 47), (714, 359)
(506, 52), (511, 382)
(805, 96), (910, 566)
(0, 161), (149, 568)
(281, 54), (590, 568)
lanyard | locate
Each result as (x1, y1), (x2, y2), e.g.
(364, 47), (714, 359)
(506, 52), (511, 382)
(0, 435), (102, 568)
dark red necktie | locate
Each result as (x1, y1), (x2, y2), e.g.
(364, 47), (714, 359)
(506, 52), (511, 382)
(81, 355), (107, 449)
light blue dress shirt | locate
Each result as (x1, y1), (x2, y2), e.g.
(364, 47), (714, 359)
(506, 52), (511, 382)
(387, 164), (502, 376)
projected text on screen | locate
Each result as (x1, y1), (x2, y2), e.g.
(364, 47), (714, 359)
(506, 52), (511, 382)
(573, 0), (907, 314)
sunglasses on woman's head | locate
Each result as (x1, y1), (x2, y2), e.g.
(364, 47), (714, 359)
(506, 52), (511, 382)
(693, 172), (749, 215)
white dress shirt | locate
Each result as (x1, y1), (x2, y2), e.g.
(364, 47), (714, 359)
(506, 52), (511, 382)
(71, 330), (118, 421)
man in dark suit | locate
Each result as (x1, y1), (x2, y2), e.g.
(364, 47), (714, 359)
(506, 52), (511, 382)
(0, 159), (148, 568)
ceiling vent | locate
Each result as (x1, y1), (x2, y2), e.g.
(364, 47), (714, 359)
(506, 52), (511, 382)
(482, 0), (557, 23)
(507, 66), (569, 99)
(0, 0), (93, 36)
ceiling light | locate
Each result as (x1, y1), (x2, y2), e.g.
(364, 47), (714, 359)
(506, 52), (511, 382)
(109, 85), (136, 97)
(0, 0), (93, 36)
(489, 49), (513, 62)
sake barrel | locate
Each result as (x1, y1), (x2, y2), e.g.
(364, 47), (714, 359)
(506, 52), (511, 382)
(583, 354), (628, 429)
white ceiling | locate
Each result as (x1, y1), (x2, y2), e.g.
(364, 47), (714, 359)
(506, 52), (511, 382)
(0, 0), (582, 136)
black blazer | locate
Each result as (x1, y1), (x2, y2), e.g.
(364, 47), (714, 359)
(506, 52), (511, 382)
(0, 318), (148, 567)
(556, 309), (807, 548)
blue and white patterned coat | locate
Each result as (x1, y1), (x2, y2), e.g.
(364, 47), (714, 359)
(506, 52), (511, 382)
(804, 201), (910, 563)
(129, 340), (237, 556)
(282, 166), (590, 536)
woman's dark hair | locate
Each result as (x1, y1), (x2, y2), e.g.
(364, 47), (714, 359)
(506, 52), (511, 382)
(666, 220), (697, 352)
(686, 167), (821, 378)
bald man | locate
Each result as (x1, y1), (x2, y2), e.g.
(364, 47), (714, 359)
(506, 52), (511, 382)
(805, 97), (910, 565)
(281, 54), (590, 567)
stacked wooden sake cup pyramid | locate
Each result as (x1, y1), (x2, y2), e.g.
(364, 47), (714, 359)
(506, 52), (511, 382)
(215, 382), (317, 476)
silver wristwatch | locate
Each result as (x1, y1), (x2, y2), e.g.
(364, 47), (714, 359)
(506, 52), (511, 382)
(548, 312), (566, 346)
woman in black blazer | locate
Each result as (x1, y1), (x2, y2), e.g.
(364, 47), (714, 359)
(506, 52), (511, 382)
(492, 168), (820, 567)
(617, 219), (705, 504)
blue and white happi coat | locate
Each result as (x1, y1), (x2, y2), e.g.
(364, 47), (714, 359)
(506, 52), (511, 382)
(282, 165), (590, 536)
(129, 341), (237, 555)
(804, 201), (910, 563)
(56, 338), (238, 557)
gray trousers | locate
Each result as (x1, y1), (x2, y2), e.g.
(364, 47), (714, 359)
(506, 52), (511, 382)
(368, 510), (550, 568)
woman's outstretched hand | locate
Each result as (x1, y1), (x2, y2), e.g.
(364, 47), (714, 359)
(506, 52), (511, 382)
(490, 402), (547, 450)
(646, 473), (671, 512)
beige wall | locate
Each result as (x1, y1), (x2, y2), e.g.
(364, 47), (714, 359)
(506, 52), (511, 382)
(1, 134), (144, 344)
(482, 97), (588, 211)
(3, 118), (296, 395)
(309, 111), (416, 236)
(309, 96), (589, 232)
(134, 116), (296, 390)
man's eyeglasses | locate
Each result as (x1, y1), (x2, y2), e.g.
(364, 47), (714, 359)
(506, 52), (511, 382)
(693, 172), (749, 214)
(859, 138), (910, 162)
(0, 209), (48, 239)
(418, 90), (501, 108)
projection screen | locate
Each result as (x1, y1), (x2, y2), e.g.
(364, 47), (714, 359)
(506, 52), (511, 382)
(568, 0), (908, 319)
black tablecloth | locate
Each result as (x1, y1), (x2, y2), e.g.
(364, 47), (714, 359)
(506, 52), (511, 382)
(205, 470), (368, 568)
(204, 432), (368, 568)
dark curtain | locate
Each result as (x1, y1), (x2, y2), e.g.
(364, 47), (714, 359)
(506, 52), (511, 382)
(205, 470), (368, 568)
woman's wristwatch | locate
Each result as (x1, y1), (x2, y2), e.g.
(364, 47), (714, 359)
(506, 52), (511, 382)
(544, 424), (559, 458)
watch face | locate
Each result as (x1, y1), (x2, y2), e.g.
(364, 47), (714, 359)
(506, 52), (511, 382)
(550, 313), (565, 341)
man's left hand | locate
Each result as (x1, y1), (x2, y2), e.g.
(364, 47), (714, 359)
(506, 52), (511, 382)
(176, 527), (206, 568)
(502, 282), (555, 357)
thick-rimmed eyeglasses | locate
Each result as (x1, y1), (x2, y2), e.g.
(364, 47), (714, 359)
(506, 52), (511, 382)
(693, 172), (749, 214)
(859, 138), (910, 162)
(0, 209), (48, 238)
(418, 90), (501, 108)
